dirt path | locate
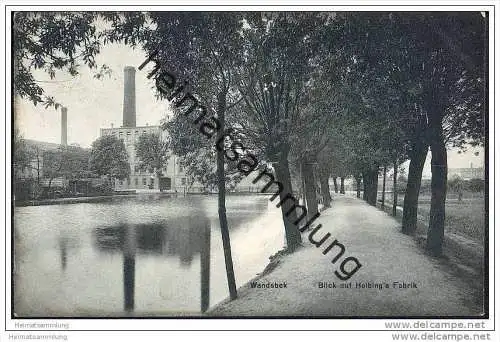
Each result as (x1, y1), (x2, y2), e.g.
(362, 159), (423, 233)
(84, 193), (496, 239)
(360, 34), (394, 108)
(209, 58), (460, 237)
(209, 196), (484, 317)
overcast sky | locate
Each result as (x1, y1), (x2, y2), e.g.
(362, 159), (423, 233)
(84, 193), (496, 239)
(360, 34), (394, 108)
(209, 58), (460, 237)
(14, 43), (484, 176)
(15, 43), (169, 148)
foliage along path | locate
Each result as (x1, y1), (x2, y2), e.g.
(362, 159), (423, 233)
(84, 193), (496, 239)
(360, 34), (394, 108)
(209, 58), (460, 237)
(208, 196), (483, 317)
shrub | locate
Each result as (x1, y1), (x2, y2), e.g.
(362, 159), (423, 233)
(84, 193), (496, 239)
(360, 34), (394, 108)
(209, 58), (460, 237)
(467, 178), (484, 192)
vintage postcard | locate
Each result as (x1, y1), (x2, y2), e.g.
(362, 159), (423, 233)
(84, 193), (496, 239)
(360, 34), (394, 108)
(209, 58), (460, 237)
(5, 3), (495, 339)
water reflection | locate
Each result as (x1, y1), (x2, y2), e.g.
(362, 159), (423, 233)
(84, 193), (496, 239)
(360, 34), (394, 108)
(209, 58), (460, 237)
(93, 224), (165, 255)
(92, 214), (211, 312)
(57, 235), (80, 273)
(14, 195), (283, 316)
(93, 218), (209, 266)
(59, 237), (68, 271)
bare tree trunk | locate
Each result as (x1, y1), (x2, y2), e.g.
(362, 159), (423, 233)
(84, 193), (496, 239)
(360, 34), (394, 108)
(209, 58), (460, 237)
(275, 155), (302, 250)
(300, 163), (307, 206)
(333, 176), (338, 193)
(402, 141), (428, 235)
(362, 173), (368, 201)
(216, 92), (237, 300)
(108, 175), (115, 194)
(36, 152), (41, 185)
(364, 168), (378, 206)
(355, 176), (361, 198)
(302, 160), (319, 222)
(48, 179), (53, 196)
(426, 119), (448, 256)
(392, 159), (398, 217)
(340, 177), (345, 194)
(381, 166), (387, 209)
(156, 171), (162, 192)
(370, 169), (379, 206)
(319, 172), (332, 208)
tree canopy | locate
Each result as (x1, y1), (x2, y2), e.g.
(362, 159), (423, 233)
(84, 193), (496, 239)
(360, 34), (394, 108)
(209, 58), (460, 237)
(89, 135), (130, 180)
(135, 131), (170, 175)
(14, 11), (487, 257)
(13, 12), (110, 107)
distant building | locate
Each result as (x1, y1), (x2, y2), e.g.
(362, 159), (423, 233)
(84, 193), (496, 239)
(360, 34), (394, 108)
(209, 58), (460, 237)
(100, 125), (190, 192)
(17, 139), (65, 186)
(20, 140), (95, 187)
(17, 104), (72, 185)
(448, 165), (484, 180)
(101, 66), (191, 192)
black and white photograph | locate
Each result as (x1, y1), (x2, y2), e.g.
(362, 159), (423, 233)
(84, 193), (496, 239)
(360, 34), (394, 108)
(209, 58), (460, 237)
(4, 2), (497, 340)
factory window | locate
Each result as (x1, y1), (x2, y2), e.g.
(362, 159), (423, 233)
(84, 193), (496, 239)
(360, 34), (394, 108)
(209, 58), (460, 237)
(143, 178), (147, 185)
(119, 179), (123, 186)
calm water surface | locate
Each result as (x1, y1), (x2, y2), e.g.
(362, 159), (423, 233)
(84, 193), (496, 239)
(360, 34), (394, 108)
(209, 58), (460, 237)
(14, 194), (284, 316)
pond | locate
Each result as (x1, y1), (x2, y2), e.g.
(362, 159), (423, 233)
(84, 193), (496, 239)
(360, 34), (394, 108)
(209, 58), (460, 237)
(13, 194), (284, 317)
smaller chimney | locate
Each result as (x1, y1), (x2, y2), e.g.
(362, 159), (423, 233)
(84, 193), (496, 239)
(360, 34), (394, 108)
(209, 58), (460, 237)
(61, 106), (67, 146)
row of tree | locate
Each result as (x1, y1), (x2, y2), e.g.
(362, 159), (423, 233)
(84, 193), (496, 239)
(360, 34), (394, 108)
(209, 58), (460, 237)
(14, 12), (486, 279)
(119, 12), (484, 257)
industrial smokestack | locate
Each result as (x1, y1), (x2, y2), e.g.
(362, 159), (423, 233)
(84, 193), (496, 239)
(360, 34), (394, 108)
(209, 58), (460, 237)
(61, 106), (67, 146)
(123, 66), (136, 127)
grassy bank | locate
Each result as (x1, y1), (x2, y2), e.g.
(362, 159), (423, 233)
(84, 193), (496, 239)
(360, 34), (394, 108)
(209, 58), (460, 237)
(382, 192), (485, 244)
(377, 193), (485, 311)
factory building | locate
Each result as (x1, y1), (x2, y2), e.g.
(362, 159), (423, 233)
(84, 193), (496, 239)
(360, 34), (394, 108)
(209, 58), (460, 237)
(448, 163), (485, 180)
(100, 66), (190, 192)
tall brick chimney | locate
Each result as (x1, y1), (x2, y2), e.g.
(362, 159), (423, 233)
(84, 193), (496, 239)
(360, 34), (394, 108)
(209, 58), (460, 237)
(61, 106), (67, 146)
(123, 66), (136, 127)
